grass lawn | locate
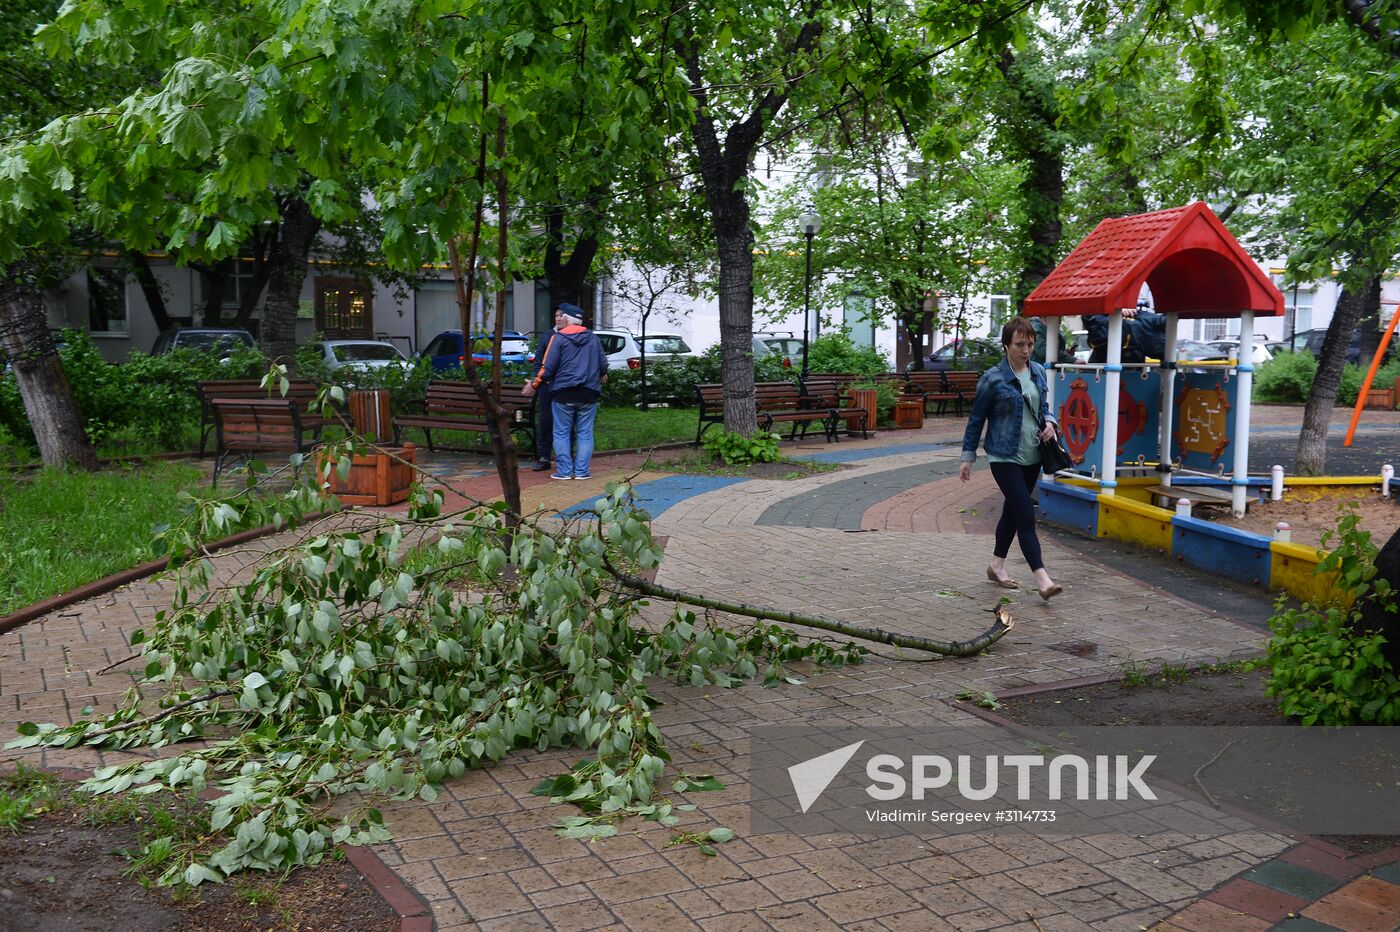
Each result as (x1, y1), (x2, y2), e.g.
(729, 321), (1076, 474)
(0, 462), (209, 615)
(395, 404), (698, 455)
(593, 405), (696, 450)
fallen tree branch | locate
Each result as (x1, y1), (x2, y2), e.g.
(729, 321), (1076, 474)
(82, 688), (236, 740)
(604, 554), (1013, 657)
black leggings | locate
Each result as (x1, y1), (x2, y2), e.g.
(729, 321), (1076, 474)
(989, 461), (1044, 572)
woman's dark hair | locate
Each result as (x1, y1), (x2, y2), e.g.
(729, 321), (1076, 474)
(1000, 316), (1037, 348)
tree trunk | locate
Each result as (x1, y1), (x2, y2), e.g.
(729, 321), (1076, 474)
(997, 48), (1064, 311)
(261, 196), (321, 371)
(127, 251), (174, 333)
(1296, 273), (1378, 474)
(678, 14), (823, 436)
(0, 261), (98, 469)
(233, 225), (276, 329)
(543, 202), (603, 325)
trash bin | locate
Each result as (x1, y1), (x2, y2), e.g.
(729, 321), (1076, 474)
(349, 389), (392, 442)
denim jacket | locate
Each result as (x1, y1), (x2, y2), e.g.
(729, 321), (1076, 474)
(960, 358), (1056, 462)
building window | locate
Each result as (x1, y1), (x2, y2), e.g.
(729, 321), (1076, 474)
(88, 267), (129, 334)
(1286, 288), (1313, 336)
(989, 295), (1012, 327)
(223, 260), (258, 308)
(315, 277), (373, 338)
(843, 292), (875, 347)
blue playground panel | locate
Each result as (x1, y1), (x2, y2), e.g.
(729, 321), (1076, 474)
(1050, 367), (1161, 470)
(1170, 368), (1241, 472)
(560, 474), (747, 520)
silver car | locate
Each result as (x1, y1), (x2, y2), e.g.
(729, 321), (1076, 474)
(308, 339), (408, 373)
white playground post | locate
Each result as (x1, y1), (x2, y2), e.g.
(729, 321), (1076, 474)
(1045, 323), (1059, 412)
(1231, 311), (1255, 517)
(1158, 313), (1179, 488)
(1101, 312), (1123, 494)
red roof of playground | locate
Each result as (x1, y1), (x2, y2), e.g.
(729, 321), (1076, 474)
(1023, 202), (1284, 319)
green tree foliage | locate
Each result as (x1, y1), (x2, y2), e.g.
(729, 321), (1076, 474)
(1262, 507), (1400, 725)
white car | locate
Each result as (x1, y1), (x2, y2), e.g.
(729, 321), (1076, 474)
(1204, 340), (1279, 365)
(594, 329), (698, 369)
(307, 339), (409, 373)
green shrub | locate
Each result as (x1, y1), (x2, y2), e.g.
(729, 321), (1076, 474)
(1254, 350), (1400, 406)
(807, 330), (891, 376)
(0, 330), (267, 454)
(702, 428), (782, 465)
(1337, 359), (1400, 406)
(1261, 507), (1400, 725)
(600, 347), (794, 408)
(1253, 350), (1316, 403)
(852, 379), (901, 427)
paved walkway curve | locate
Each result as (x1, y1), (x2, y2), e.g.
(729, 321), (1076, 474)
(2, 413), (1397, 931)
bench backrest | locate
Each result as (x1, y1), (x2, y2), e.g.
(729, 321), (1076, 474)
(754, 380), (803, 411)
(422, 381), (532, 416)
(209, 397), (304, 450)
(943, 370), (981, 392)
(198, 379), (321, 406)
(801, 377), (842, 408)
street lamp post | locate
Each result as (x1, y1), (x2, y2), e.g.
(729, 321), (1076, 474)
(798, 204), (821, 380)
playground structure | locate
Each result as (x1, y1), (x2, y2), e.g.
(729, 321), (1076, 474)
(1023, 202), (1398, 602)
(1023, 201), (1284, 518)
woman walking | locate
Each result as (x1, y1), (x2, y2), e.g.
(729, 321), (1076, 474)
(958, 316), (1063, 600)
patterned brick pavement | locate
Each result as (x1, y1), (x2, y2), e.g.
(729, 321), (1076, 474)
(2, 415), (1396, 930)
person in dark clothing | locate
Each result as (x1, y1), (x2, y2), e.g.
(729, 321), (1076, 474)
(1085, 306), (1167, 364)
(522, 307), (608, 479)
(528, 307), (567, 471)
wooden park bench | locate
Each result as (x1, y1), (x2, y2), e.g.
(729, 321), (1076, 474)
(209, 397), (315, 484)
(802, 377), (868, 439)
(904, 370), (981, 417)
(196, 379), (336, 455)
(393, 381), (534, 451)
(695, 381), (839, 444)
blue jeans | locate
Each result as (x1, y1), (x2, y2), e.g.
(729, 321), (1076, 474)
(551, 399), (598, 477)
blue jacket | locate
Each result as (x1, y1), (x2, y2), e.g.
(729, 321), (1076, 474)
(960, 358), (1056, 462)
(534, 325), (608, 394)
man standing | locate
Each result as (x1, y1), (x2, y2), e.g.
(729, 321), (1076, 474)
(522, 305), (607, 479)
(527, 307), (566, 471)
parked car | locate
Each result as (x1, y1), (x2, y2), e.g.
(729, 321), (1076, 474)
(908, 337), (1001, 373)
(1283, 327), (1387, 365)
(1176, 339), (1226, 362)
(150, 328), (255, 356)
(755, 331), (805, 359)
(419, 330), (536, 373)
(593, 328), (641, 370)
(637, 333), (701, 365)
(306, 339), (408, 374)
(1204, 339), (1277, 365)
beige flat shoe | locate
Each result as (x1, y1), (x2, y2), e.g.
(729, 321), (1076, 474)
(986, 565), (1019, 589)
(1038, 584), (1063, 601)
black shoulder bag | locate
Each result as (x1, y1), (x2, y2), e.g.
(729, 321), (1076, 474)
(1021, 383), (1074, 475)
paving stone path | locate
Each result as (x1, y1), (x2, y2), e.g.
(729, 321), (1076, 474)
(2, 408), (1398, 931)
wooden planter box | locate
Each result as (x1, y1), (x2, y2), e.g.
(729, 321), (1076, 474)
(1365, 388), (1395, 410)
(894, 400), (924, 429)
(318, 443), (416, 506)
